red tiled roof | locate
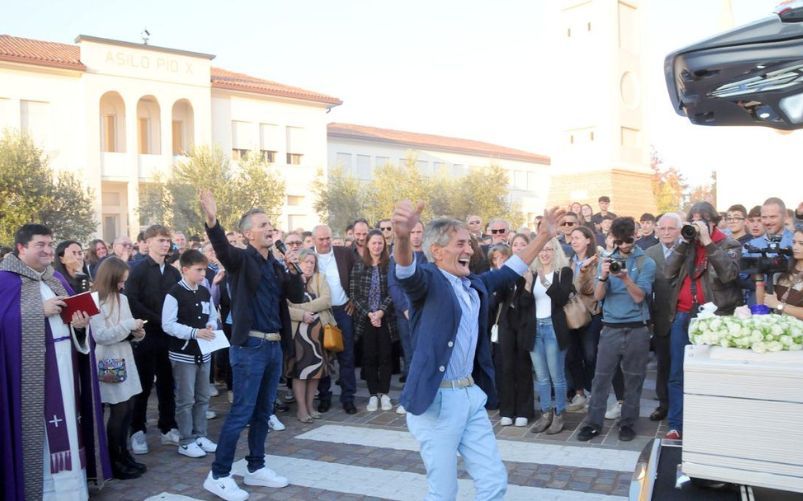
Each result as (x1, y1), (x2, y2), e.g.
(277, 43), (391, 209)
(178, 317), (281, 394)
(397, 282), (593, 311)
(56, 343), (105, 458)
(211, 67), (342, 106)
(0, 34), (342, 106)
(328, 123), (551, 165)
(0, 34), (85, 71)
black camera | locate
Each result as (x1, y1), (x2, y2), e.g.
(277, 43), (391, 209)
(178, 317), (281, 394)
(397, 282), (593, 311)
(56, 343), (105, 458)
(681, 224), (698, 241)
(741, 235), (793, 276)
(608, 258), (628, 273)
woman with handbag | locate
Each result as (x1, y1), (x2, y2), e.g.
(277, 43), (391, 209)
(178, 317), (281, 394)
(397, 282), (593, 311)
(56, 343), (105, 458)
(528, 238), (574, 435)
(350, 229), (396, 412)
(495, 235), (536, 427)
(565, 226), (603, 412)
(287, 248), (334, 423)
(89, 257), (147, 479)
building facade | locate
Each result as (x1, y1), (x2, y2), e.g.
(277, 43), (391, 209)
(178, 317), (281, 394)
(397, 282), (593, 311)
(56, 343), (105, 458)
(328, 123), (551, 226)
(0, 34), (340, 241)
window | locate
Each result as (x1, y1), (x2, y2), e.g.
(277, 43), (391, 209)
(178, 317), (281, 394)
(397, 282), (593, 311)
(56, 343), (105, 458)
(416, 160), (430, 176)
(433, 161), (447, 175)
(261, 150), (277, 163)
(260, 123), (281, 153)
(527, 172), (539, 191)
(231, 148), (249, 161)
(335, 152), (352, 171)
(286, 153), (303, 165)
(287, 195), (304, 206)
(232, 120), (256, 150)
(138, 118), (151, 154)
(102, 215), (119, 244)
(375, 156), (390, 168)
(103, 115), (117, 152)
(286, 126), (305, 163)
(356, 154), (371, 179)
(513, 170), (527, 188)
(452, 164), (465, 177)
(21, 100), (49, 147)
(172, 120), (184, 155)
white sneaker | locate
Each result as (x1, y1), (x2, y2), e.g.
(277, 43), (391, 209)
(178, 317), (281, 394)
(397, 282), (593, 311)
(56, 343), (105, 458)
(178, 441), (207, 458)
(380, 394), (392, 411)
(206, 410), (217, 419)
(514, 417), (528, 427)
(203, 471), (249, 501)
(161, 428), (180, 445)
(396, 405), (406, 415)
(243, 466), (289, 488)
(499, 417), (513, 426)
(196, 436), (218, 452)
(268, 414), (285, 431)
(209, 384), (220, 397)
(130, 430), (149, 455)
(366, 395), (379, 412)
(605, 401), (623, 420)
(567, 394), (588, 412)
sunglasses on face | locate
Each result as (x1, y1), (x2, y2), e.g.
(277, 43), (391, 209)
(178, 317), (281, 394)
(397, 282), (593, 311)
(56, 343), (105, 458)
(380, 227), (392, 231)
(561, 221), (577, 227)
(490, 229), (507, 235)
(613, 237), (635, 246)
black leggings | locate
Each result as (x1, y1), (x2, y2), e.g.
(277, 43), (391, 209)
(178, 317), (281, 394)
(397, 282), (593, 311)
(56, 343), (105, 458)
(107, 397), (134, 456)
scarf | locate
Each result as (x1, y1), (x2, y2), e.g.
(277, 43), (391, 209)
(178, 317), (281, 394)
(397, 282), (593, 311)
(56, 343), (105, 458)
(0, 254), (75, 500)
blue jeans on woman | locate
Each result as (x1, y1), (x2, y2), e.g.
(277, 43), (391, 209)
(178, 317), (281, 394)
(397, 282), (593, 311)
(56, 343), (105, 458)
(530, 318), (567, 415)
(668, 312), (691, 432)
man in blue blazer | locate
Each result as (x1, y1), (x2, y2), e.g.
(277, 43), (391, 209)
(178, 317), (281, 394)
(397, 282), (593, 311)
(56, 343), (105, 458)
(392, 201), (563, 500)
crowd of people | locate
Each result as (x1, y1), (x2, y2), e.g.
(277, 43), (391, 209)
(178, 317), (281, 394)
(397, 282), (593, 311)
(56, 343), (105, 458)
(1, 192), (802, 500)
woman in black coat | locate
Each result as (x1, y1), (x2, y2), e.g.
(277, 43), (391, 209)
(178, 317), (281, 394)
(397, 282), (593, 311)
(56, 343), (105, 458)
(527, 237), (574, 435)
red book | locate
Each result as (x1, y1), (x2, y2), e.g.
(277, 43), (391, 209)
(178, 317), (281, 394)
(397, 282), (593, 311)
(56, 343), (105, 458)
(60, 291), (100, 324)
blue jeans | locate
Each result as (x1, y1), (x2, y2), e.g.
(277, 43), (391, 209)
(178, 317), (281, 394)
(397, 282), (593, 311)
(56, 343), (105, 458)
(406, 385), (507, 500)
(530, 318), (567, 414)
(318, 304), (356, 404)
(211, 337), (282, 477)
(668, 312), (691, 431)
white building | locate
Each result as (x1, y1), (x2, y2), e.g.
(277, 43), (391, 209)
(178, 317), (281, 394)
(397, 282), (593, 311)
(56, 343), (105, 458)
(0, 34), (341, 241)
(328, 123), (551, 224)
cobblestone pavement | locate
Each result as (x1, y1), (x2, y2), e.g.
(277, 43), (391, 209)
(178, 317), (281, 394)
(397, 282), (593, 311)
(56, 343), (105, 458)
(93, 363), (667, 500)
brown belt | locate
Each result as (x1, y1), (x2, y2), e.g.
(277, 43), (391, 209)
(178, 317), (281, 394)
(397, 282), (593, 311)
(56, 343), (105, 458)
(440, 375), (474, 389)
(248, 330), (281, 341)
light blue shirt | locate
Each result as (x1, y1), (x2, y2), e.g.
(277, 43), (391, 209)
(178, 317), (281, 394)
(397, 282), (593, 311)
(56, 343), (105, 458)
(396, 254), (528, 379)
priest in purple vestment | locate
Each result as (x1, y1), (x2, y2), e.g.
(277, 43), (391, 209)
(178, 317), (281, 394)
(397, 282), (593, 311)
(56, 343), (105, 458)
(0, 223), (111, 500)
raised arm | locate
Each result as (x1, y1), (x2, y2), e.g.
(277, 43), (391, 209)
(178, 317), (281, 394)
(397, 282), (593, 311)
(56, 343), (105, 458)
(200, 189), (244, 272)
(515, 207), (565, 265)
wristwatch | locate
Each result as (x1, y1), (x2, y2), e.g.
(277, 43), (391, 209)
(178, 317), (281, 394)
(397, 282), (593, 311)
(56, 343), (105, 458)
(776, 303), (785, 313)
(597, 276), (608, 282)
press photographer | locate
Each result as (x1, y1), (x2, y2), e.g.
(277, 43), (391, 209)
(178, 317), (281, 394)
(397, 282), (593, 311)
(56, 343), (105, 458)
(663, 201), (742, 440)
(745, 198), (796, 294)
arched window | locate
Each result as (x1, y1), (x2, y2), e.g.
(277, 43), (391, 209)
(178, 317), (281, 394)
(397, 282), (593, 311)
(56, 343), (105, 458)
(136, 96), (161, 154)
(99, 91), (126, 152)
(171, 99), (195, 155)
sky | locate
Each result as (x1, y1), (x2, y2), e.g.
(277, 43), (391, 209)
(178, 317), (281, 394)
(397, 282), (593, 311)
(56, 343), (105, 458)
(3, 0), (794, 189)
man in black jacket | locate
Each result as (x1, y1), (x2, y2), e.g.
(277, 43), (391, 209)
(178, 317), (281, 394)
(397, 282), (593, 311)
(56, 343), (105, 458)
(125, 224), (182, 455)
(199, 190), (304, 501)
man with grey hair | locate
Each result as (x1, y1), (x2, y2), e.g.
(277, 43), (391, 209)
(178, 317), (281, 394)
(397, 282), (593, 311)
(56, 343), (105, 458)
(392, 200), (563, 500)
(112, 234), (134, 262)
(486, 218), (510, 245)
(199, 191), (304, 500)
(312, 223), (358, 414)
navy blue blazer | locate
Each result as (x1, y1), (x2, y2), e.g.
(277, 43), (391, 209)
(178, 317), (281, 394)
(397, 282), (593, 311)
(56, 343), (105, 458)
(395, 260), (522, 415)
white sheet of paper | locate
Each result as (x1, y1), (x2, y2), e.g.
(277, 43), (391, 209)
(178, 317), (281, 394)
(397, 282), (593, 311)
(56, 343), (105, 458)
(196, 330), (230, 355)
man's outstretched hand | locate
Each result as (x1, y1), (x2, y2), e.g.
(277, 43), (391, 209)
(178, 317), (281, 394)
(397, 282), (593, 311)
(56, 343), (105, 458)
(199, 190), (217, 228)
(537, 206), (566, 241)
(392, 200), (425, 241)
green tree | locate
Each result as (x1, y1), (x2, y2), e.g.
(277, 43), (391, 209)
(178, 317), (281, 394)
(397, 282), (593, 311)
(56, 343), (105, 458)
(650, 146), (687, 213)
(312, 166), (369, 234)
(0, 130), (96, 243)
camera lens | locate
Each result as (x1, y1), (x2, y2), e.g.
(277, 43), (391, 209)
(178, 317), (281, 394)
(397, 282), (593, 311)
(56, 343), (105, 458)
(681, 224), (697, 240)
(609, 261), (622, 273)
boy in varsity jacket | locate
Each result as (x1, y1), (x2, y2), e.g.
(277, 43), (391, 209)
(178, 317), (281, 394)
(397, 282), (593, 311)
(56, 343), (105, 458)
(162, 249), (219, 458)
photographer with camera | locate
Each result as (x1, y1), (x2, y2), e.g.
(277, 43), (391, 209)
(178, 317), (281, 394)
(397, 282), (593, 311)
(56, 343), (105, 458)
(577, 217), (656, 443)
(758, 228), (803, 320)
(664, 202), (742, 441)
(745, 198), (795, 294)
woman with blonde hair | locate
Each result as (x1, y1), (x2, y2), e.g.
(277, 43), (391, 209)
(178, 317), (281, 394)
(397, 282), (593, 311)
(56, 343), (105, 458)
(527, 238), (574, 435)
(287, 248), (334, 422)
(89, 256), (147, 479)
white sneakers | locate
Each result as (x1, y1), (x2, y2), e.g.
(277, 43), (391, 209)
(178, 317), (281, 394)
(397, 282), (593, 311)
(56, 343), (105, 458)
(160, 428), (180, 445)
(178, 441), (207, 458)
(268, 414), (285, 431)
(197, 436), (218, 452)
(206, 410), (217, 419)
(396, 405), (406, 415)
(605, 401), (623, 420)
(209, 384), (220, 397)
(380, 394), (392, 411)
(500, 417), (513, 426)
(203, 472), (250, 501)
(501, 417), (529, 427)
(567, 394), (588, 412)
(243, 466), (289, 488)
(366, 395), (379, 412)
(367, 394), (392, 412)
(514, 417), (528, 427)
(130, 430), (149, 455)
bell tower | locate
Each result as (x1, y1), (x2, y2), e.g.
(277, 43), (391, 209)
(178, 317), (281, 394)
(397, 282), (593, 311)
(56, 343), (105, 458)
(547, 0), (655, 216)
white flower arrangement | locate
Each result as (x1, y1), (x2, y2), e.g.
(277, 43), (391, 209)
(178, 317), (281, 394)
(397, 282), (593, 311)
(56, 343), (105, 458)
(690, 313), (803, 353)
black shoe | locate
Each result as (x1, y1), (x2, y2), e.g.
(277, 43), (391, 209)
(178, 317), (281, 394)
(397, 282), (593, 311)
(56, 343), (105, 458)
(343, 402), (357, 414)
(274, 401), (290, 413)
(577, 425), (601, 442)
(399, 374), (407, 383)
(112, 459), (143, 480)
(123, 450), (147, 473)
(618, 425), (636, 442)
(318, 398), (331, 413)
(649, 407), (667, 421)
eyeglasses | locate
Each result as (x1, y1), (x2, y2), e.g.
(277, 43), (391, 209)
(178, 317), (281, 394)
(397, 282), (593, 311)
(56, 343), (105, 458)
(286, 241), (303, 247)
(613, 237), (635, 246)
(725, 217), (745, 222)
(468, 220), (481, 225)
(380, 227), (392, 231)
(560, 222), (577, 227)
(541, 248), (554, 252)
(490, 229), (507, 235)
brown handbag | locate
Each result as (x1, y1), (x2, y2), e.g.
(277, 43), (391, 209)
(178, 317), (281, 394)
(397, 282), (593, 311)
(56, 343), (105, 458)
(323, 323), (344, 352)
(540, 269), (591, 329)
